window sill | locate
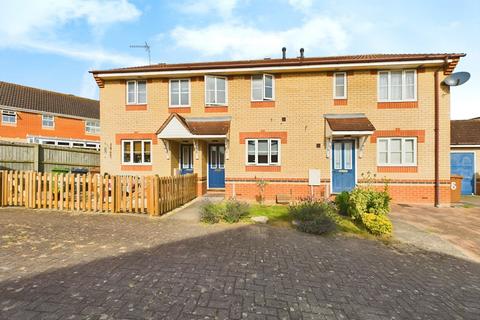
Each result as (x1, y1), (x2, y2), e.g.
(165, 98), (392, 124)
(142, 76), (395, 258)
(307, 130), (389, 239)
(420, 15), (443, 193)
(121, 164), (152, 171)
(251, 101), (275, 108)
(205, 106), (228, 112)
(1, 122), (17, 127)
(169, 107), (191, 113)
(126, 104), (147, 111)
(333, 99), (347, 106)
(245, 165), (281, 172)
(377, 101), (418, 109)
(377, 166), (417, 173)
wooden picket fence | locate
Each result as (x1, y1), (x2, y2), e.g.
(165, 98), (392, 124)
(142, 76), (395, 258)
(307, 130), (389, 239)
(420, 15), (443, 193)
(0, 170), (197, 216)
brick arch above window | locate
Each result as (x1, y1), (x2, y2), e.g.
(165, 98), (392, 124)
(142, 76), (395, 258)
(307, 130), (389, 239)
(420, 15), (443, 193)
(239, 131), (288, 144)
(370, 128), (425, 143)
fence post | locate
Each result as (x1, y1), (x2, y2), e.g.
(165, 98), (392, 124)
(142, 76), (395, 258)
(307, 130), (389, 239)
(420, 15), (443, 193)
(0, 171), (3, 207)
(33, 144), (40, 172)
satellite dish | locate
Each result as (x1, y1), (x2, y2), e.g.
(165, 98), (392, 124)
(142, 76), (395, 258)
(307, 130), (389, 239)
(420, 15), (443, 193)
(443, 72), (470, 86)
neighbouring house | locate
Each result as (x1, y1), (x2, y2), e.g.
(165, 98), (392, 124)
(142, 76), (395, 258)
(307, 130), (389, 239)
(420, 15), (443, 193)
(91, 51), (465, 205)
(451, 118), (480, 195)
(0, 81), (100, 149)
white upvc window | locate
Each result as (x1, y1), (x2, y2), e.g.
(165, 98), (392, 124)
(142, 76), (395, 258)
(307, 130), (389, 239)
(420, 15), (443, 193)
(246, 139), (280, 165)
(1, 110), (16, 124)
(126, 80), (147, 104)
(122, 140), (152, 164)
(333, 72), (347, 99)
(169, 79), (190, 107)
(251, 74), (275, 101)
(377, 137), (417, 166)
(85, 120), (100, 134)
(205, 76), (227, 105)
(42, 115), (54, 128)
(378, 70), (416, 102)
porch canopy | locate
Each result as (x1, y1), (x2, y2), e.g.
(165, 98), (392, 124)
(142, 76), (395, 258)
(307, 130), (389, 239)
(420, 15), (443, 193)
(156, 113), (231, 159)
(324, 113), (375, 158)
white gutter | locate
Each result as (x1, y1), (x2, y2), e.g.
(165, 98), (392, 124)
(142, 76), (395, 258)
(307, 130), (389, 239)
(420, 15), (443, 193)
(451, 145), (480, 148)
(157, 134), (226, 139)
(97, 59), (448, 78)
(331, 131), (374, 135)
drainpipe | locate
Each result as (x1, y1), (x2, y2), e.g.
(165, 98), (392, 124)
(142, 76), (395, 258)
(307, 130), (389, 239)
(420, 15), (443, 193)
(434, 70), (440, 207)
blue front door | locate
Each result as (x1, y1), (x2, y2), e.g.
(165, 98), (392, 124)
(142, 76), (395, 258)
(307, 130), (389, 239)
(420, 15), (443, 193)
(180, 144), (194, 175)
(208, 144), (225, 188)
(332, 140), (356, 193)
(451, 152), (475, 195)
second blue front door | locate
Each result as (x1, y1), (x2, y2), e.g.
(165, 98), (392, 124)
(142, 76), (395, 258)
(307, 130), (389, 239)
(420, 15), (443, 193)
(208, 144), (225, 188)
(332, 140), (356, 193)
(451, 152), (475, 195)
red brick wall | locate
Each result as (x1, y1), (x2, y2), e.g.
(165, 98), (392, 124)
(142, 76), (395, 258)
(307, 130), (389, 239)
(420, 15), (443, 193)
(225, 180), (451, 205)
(0, 111), (99, 141)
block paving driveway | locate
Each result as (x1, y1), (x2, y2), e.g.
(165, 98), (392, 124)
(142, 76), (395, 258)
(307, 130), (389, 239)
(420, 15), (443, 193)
(0, 205), (479, 319)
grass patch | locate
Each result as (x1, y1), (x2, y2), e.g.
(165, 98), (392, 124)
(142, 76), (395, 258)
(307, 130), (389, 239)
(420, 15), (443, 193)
(331, 214), (371, 237)
(247, 204), (290, 227)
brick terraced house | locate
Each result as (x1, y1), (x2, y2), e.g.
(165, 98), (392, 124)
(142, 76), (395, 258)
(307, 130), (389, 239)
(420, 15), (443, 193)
(0, 81), (100, 149)
(91, 52), (465, 205)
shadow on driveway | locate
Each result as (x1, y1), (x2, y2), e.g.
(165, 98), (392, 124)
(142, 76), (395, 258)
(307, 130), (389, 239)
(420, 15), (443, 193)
(0, 208), (479, 319)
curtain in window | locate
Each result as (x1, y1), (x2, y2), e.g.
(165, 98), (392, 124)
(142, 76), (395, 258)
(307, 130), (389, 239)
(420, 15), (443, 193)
(137, 81), (147, 104)
(379, 72), (389, 100)
(257, 140), (269, 164)
(127, 82), (136, 104)
(404, 139), (414, 164)
(252, 75), (263, 100)
(390, 139), (402, 164)
(335, 73), (345, 98)
(391, 71), (402, 100)
(405, 71), (415, 100)
(247, 141), (256, 163)
(378, 139), (388, 164)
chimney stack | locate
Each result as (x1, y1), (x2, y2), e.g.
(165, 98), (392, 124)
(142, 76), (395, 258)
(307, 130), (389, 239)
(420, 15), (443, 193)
(300, 48), (304, 59)
(282, 47), (287, 59)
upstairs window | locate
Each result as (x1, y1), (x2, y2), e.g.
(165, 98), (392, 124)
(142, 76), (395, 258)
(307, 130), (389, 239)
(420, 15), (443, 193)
(377, 137), (417, 166)
(85, 120), (100, 134)
(378, 70), (416, 101)
(1, 110), (16, 124)
(42, 115), (54, 128)
(126, 80), (147, 104)
(251, 74), (274, 101)
(205, 76), (227, 105)
(333, 72), (347, 99)
(246, 139), (280, 165)
(122, 140), (151, 164)
(170, 79), (190, 106)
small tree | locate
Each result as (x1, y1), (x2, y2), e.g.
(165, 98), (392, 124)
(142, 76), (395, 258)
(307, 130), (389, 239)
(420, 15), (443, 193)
(256, 179), (268, 204)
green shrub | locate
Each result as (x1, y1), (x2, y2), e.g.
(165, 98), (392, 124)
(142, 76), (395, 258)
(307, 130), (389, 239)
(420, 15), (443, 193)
(200, 202), (224, 224)
(289, 198), (336, 235)
(335, 191), (350, 216)
(223, 200), (250, 223)
(347, 187), (391, 220)
(361, 213), (393, 236)
(296, 215), (337, 235)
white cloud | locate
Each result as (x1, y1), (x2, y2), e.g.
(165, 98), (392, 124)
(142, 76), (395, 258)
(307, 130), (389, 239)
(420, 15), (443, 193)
(175, 0), (239, 18)
(170, 17), (348, 59)
(0, 0), (142, 65)
(288, 0), (313, 12)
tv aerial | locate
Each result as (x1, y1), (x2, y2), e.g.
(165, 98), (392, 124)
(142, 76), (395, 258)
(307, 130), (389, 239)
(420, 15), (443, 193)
(129, 41), (151, 65)
(443, 72), (470, 86)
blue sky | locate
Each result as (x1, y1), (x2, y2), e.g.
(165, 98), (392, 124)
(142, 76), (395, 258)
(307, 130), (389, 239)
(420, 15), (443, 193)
(0, 0), (478, 119)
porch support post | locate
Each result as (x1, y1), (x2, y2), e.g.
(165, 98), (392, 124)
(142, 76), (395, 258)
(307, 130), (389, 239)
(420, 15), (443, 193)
(225, 137), (230, 160)
(162, 139), (170, 160)
(193, 139), (199, 160)
(326, 137), (332, 158)
(358, 136), (368, 159)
